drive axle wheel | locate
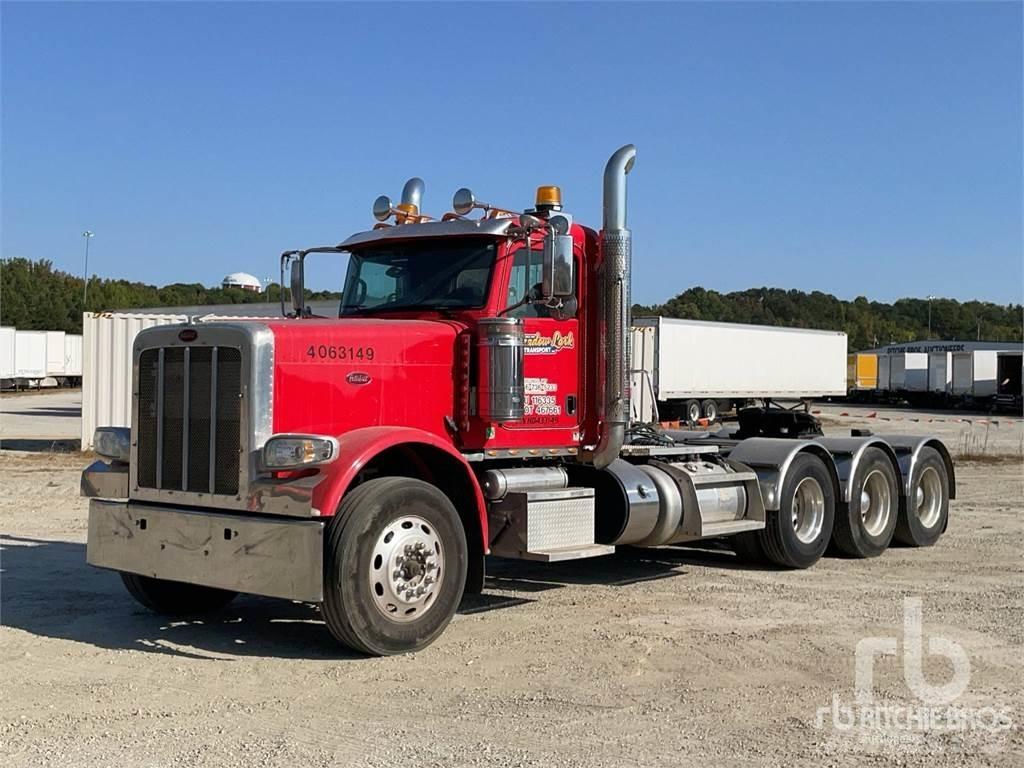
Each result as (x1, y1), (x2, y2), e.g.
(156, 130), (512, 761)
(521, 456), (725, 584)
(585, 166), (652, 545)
(832, 447), (899, 558)
(322, 477), (467, 656)
(120, 573), (236, 615)
(760, 453), (835, 569)
(894, 447), (949, 547)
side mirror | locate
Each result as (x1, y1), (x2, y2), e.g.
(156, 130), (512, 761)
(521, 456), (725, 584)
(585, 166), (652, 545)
(542, 232), (574, 298)
(290, 256), (305, 317)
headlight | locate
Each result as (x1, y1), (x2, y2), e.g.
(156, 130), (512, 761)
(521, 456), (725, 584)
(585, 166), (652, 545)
(262, 434), (338, 470)
(94, 427), (131, 462)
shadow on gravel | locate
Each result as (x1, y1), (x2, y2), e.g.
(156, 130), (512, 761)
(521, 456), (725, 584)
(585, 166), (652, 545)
(484, 541), (775, 596)
(0, 439), (82, 452)
(21, 406), (82, 418)
(0, 534), (771, 660)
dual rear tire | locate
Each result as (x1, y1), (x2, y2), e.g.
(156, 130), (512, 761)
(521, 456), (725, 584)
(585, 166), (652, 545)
(831, 447), (899, 558)
(735, 453), (835, 569)
(735, 446), (950, 566)
(894, 447), (949, 547)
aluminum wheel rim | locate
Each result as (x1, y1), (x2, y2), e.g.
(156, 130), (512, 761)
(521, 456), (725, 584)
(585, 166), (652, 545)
(369, 515), (444, 623)
(859, 469), (892, 538)
(792, 477), (825, 544)
(688, 403), (701, 422)
(915, 467), (943, 529)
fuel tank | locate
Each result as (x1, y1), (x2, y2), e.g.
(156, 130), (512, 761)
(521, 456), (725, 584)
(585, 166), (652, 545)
(266, 318), (461, 437)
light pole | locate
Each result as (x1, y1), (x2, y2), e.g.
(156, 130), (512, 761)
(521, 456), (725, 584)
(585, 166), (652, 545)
(82, 231), (95, 310)
(926, 295), (936, 338)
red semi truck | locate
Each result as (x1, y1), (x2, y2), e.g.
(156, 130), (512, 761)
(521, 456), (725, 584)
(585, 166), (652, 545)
(83, 146), (955, 655)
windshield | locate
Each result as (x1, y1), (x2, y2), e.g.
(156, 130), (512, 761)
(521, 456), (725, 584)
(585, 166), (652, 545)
(340, 239), (497, 315)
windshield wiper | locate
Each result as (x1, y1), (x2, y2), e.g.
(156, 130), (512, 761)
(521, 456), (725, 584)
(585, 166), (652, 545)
(341, 304), (452, 316)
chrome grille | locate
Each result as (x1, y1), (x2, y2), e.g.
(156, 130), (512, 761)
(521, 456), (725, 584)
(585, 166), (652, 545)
(137, 346), (242, 495)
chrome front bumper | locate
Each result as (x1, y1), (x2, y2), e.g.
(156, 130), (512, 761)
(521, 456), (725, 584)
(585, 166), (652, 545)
(87, 499), (325, 602)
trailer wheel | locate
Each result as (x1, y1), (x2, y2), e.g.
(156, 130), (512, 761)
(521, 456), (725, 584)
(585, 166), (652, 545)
(322, 477), (467, 656)
(702, 400), (719, 422)
(831, 448), (899, 557)
(120, 573), (237, 615)
(685, 399), (702, 423)
(760, 453), (835, 569)
(893, 447), (949, 547)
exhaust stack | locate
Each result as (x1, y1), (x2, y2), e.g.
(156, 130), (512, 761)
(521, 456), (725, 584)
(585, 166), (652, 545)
(591, 145), (636, 469)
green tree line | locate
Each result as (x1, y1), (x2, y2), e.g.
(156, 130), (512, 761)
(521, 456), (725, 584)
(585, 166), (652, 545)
(635, 287), (1022, 350)
(0, 258), (337, 334)
(2, 258), (1021, 349)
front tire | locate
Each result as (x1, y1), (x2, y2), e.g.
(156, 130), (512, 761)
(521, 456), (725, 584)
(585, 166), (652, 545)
(322, 477), (467, 656)
(120, 573), (236, 615)
(760, 453), (835, 569)
(893, 447), (949, 547)
(831, 447), (899, 557)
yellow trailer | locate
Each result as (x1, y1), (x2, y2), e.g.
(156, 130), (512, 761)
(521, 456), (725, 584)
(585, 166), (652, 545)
(847, 353), (878, 391)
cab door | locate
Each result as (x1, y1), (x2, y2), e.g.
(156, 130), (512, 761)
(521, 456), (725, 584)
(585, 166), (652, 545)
(500, 243), (581, 445)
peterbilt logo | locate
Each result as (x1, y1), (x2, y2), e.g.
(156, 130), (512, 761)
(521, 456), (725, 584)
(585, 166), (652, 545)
(346, 371), (372, 385)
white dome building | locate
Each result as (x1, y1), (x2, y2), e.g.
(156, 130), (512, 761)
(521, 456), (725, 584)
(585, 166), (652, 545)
(222, 272), (263, 292)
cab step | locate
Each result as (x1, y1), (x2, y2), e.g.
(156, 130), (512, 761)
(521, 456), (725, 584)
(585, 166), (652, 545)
(511, 543), (616, 562)
(700, 518), (765, 538)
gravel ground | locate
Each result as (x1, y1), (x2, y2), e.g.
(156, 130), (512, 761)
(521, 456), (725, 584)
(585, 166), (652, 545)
(0, 389), (82, 447)
(1, 410), (1021, 767)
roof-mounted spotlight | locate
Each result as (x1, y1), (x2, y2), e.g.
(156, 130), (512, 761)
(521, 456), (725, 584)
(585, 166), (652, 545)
(445, 188), (518, 221)
(373, 195), (394, 222)
(371, 180), (432, 226)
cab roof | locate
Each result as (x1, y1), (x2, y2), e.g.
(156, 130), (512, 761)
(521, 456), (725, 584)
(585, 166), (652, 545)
(337, 218), (513, 250)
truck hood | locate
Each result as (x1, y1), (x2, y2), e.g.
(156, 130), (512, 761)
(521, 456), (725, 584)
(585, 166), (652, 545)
(264, 318), (463, 437)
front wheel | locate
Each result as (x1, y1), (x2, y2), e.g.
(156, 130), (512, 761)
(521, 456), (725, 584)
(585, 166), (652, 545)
(120, 573), (236, 615)
(322, 477), (467, 656)
(759, 453), (835, 569)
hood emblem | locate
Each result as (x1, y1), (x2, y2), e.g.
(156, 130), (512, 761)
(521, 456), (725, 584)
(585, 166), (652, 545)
(346, 371), (372, 386)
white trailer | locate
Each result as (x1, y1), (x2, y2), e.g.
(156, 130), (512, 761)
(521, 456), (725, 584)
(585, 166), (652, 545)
(45, 330), (67, 377)
(64, 334), (83, 384)
(927, 351), (952, 396)
(13, 330), (47, 386)
(876, 354), (891, 392)
(81, 312), (189, 449)
(631, 318), (847, 423)
(0, 327), (15, 384)
(951, 351), (998, 398)
(888, 352), (928, 393)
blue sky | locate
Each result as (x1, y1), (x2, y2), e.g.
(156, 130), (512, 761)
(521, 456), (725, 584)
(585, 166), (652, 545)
(2, 1), (1021, 305)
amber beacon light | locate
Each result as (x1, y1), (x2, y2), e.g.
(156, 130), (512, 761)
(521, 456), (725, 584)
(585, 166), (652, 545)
(535, 185), (562, 211)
